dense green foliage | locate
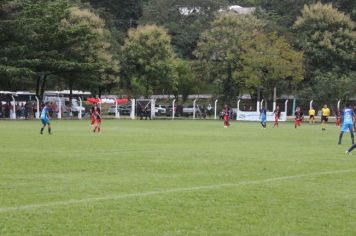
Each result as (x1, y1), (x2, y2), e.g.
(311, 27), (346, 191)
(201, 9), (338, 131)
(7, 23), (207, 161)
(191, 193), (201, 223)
(0, 0), (354, 101)
(293, 2), (356, 102)
(239, 32), (304, 99)
(195, 13), (303, 101)
(121, 25), (176, 97)
(195, 13), (264, 101)
(0, 120), (356, 235)
(140, 0), (229, 58)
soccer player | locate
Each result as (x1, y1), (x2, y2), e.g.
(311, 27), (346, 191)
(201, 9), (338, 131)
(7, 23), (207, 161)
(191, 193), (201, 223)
(354, 105), (356, 132)
(273, 106), (281, 127)
(346, 144), (356, 155)
(260, 107), (267, 129)
(92, 103), (102, 133)
(321, 104), (330, 131)
(294, 107), (304, 129)
(223, 105), (230, 128)
(335, 110), (341, 127)
(40, 102), (52, 135)
(338, 103), (354, 145)
(308, 106), (316, 124)
(90, 103), (97, 128)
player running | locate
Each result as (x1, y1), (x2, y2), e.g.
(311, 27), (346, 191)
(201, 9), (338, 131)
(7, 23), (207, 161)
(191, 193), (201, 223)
(92, 103), (102, 133)
(308, 106), (316, 124)
(40, 102), (52, 135)
(260, 107), (267, 129)
(223, 105), (230, 128)
(273, 106), (281, 127)
(346, 144), (356, 155)
(294, 107), (304, 129)
(321, 104), (330, 131)
(338, 103), (354, 145)
(90, 103), (97, 128)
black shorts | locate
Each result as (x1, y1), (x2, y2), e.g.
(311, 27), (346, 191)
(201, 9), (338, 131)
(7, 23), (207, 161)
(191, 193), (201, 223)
(309, 115), (314, 119)
(321, 116), (328, 122)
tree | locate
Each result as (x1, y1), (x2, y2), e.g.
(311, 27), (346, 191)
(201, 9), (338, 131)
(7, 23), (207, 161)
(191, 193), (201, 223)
(0, 0), (36, 90)
(173, 59), (197, 102)
(0, 0), (119, 98)
(82, 0), (143, 32)
(195, 12), (264, 102)
(140, 0), (229, 58)
(59, 6), (120, 99)
(259, 0), (355, 29)
(238, 32), (304, 100)
(293, 2), (355, 101)
(121, 25), (177, 97)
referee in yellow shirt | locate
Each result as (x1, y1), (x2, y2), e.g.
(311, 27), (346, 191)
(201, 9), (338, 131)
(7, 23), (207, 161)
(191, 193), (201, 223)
(321, 104), (330, 131)
(308, 107), (316, 124)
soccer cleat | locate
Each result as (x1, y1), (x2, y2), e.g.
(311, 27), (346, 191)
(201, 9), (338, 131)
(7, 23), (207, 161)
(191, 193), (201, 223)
(345, 150), (351, 155)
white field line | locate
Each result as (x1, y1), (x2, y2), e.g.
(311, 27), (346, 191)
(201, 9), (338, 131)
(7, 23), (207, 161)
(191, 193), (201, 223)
(0, 169), (355, 213)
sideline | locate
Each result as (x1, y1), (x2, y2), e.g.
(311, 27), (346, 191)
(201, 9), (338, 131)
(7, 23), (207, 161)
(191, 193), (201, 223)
(0, 169), (355, 213)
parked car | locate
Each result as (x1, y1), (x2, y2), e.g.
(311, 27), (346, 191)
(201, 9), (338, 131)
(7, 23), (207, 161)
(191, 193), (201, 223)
(166, 106), (177, 116)
(182, 105), (202, 117)
(121, 106), (131, 115)
(107, 105), (125, 115)
(155, 105), (166, 115)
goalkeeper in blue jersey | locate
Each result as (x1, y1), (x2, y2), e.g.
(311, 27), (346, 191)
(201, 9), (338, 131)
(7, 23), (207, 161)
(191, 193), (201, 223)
(40, 102), (52, 135)
(338, 104), (354, 145)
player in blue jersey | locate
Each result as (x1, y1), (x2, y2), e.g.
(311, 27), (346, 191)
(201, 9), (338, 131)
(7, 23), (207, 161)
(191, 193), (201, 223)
(40, 102), (52, 135)
(338, 104), (354, 145)
(260, 107), (267, 129)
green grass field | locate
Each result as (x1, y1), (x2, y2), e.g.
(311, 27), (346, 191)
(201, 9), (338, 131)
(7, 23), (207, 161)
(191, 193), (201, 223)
(0, 120), (355, 235)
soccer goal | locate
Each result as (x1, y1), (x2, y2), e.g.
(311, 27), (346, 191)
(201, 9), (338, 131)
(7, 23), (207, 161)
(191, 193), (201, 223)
(136, 99), (155, 120)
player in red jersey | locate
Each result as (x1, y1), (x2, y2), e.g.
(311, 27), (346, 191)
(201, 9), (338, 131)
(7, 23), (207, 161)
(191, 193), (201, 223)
(273, 106), (281, 128)
(294, 107), (304, 128)
(335, 110), (341, 127)
(90, 103), (97, 128)
(223, 105), (230, 128)
(92, 103), (102, 133)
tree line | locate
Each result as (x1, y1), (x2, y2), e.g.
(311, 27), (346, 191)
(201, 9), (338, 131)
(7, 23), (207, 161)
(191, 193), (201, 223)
(0, 0), (355, 103)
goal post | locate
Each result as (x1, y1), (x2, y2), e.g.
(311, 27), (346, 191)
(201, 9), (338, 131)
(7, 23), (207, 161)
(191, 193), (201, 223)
(136, 98), (155, 120)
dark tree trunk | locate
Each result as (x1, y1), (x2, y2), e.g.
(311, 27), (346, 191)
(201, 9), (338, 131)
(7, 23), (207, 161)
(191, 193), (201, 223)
(257, 87), (261, 102)
(98, 86), (102, 98)
(223, 63), (233, 104)
(145, 78), (149, 98)
(35, 75), (41, 97)
(8, 78), (12, 91)
(40, 74), (47, 100)
(69, 79), (73, 108)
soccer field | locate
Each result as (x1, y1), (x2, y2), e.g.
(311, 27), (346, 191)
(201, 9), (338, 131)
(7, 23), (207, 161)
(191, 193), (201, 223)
(0, 120), (355, 235)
